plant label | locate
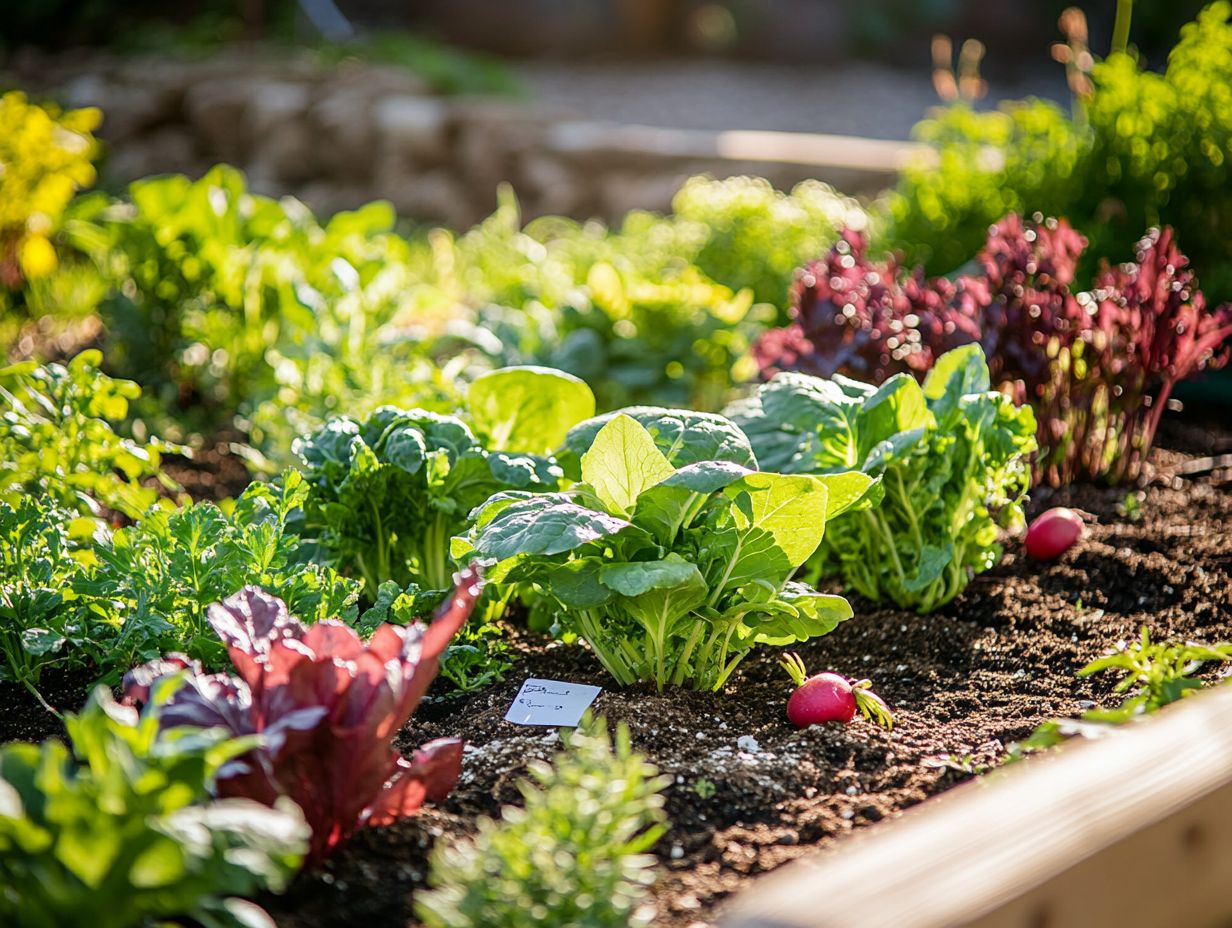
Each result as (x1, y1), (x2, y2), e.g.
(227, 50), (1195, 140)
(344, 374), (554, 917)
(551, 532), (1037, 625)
(504, 677), (601, 727)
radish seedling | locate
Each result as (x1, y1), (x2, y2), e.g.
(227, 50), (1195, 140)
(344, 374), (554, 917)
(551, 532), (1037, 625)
(780, 653), (894, 731)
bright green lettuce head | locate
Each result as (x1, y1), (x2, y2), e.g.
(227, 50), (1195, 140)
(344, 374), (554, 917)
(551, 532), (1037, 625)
(458, 408), (873, 691)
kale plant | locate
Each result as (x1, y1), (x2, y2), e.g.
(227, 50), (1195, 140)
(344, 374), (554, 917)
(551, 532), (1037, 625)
(731, 345), (1036, 612)
(294, 366), (594, 596)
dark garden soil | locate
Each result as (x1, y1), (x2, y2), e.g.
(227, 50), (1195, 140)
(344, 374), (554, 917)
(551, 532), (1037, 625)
(3, 422), (1230, 928)
(157, 427), (255, 503)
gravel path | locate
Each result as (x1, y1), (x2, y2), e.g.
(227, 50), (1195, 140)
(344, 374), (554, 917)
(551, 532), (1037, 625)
(514, 59), (1067, 140)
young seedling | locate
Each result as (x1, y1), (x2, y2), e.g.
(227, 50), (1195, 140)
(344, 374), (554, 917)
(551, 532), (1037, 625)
(692, 777), (717, 799)
(1008, 628), (1232, 761)
(780, 653), (894, 731)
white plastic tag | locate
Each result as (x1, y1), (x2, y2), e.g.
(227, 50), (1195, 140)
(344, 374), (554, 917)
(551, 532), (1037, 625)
(504, 677), (602, 727)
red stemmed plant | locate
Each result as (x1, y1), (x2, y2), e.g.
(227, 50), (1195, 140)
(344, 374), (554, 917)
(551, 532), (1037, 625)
(754, 229), (979, 384)
(123, 567), (483, 866)
(754, 215), (1232, 485)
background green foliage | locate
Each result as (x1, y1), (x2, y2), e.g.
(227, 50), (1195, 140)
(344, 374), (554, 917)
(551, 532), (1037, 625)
(883, 2), (1232, 300)
(666, 175), (866, 315)
(0, 350), (181, 523)
(71, 166), (458, 454)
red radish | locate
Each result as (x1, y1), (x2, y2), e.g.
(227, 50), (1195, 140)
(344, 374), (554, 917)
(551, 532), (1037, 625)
(780, 653), (894, 731)
(1025, 507), (1084, 560)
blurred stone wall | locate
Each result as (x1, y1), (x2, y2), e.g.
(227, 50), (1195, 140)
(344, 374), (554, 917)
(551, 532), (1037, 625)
(8, 48), (903, 226)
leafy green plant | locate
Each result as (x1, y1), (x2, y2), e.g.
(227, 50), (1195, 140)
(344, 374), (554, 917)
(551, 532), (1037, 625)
(78, 472), (362, 674)
(0, 473), (363, 696)
(416, 715), (669, 928)
(434, 188), (765, 413)
(1080, 627), (1232, 716)
(0, 349), (182, 523)
(883, 3), (1232, 302)
(1010, 628), (1232, 758)
(1, 467), (505, 700)
(0, 681), (308, 928)
(73, 166), (457, 453)
(692, 776), (717, 799)
(0, 498), (98, 709)
(457, 410), (866, 690)
(730, 345), (1037, 612)
(667, 175), (867, 315)
(295, 366), (594, 596)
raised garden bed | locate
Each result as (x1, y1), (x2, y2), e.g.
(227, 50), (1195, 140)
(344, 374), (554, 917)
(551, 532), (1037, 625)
(276, 424), (1232, 926)
(5, 420), (1217, 926)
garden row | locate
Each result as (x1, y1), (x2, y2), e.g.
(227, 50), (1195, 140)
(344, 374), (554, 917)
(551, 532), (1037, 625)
(3, 5), (1232, 927)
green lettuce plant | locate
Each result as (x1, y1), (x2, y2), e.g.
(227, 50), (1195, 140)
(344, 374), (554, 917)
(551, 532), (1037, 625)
(457, 410), (869, 690)
(416, 715), (668, 928)
(730, 345), (1036, 612)
(0, 682), (308, 928)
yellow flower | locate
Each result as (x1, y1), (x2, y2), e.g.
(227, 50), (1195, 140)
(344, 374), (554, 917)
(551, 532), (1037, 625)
(18, 233), (57, 279)
(0, 91), (99, 266)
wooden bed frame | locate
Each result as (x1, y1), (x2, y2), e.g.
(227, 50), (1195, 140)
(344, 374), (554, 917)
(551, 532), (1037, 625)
(722, 682), (1232, 928)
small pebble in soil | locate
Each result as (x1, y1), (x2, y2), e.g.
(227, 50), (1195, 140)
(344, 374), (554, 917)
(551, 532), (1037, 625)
(736, 735), (762, 754)
(671, 845), (684, 860)
(841, 809), (855, 820)
(845, 785), (858, 795)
